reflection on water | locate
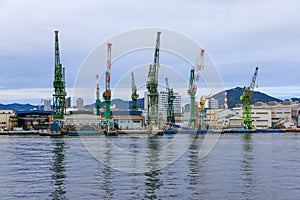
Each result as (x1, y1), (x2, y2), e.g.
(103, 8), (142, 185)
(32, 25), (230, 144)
(188, 135), (205, 189)
(101, 138), (114, 199)
(241, 133), (254, 198)
(144, 136), (162, 199)
(50, 138), (67, 200)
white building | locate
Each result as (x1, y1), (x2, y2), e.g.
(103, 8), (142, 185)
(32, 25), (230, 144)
(159, 91), (182, 114)
(44, 99), (51, 111)
(208, 97), (218, 109)
(233, 107), (272, 129)
(144, 91), (182, 121)
(76, 98), (84, 110)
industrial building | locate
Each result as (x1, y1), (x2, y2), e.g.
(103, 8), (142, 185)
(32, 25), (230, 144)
(15, 110), (54, 130)
(0, 110), (15, 130)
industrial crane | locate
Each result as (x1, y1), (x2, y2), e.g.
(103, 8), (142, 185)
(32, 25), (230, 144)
(199, 95), (210, 130)
(131, 72), (139, 111)
(53, 30), (67, 119)
(95, 74), (101, 116)
(103, 43), (112, 119)
(187, 49), (205, 128)
(146, 32), (161, 129)
(165, 77), (175, 123)
(240, 67), (259, 129)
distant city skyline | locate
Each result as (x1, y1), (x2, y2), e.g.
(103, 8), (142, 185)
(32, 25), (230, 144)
(0, 0), (299, 104)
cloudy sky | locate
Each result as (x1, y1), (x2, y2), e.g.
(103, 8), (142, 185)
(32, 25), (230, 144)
(0, 0), (299, 105)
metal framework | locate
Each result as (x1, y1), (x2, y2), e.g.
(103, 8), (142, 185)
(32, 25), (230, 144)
(103, 43), (112, 119)
(187, 49), (205, 128)
(53, 30), (66, 119)
(131, 72), (139, 111)
(146, 32), (161, 129)
(165, 77), (175, 123)
(240, 67), (259, 129)
(95, 74), (101, 116)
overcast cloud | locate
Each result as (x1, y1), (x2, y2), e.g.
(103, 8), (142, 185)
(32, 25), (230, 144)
(0, 0), (299, 104)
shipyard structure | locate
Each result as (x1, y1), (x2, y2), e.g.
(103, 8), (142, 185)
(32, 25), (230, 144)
(2, 30), (300, 134)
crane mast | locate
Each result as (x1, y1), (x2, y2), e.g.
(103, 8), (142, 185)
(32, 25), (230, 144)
(240, 67), (259, 129)
(146, 32), (161, 129)
(95, 74), (101, 116)
(103, 43), (112, 119)
(131, 72), (139, 111)
(53, 30), (66, 119)
(187, 49), (205, 128)
(165, 77), (175, 123)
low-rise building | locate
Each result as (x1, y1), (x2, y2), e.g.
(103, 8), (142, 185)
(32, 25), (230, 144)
(0, 110), (14, 130)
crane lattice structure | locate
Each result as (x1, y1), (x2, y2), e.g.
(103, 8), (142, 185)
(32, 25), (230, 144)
(165, 77), (175, 123)
(187, 49), (205, 128)
(146, 32), (161, 129)
(53, 30), (67, 119)
(131, 72), (139, 111)
(95, 74), (101, 116)
(240, 67), (259, 129)
(103, 43), (112, 119)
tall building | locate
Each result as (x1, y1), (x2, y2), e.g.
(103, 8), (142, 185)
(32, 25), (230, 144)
(65, 97), (71, 108)
(208, 97), (218, 109)
(159, 91), (182, 115)
(44, 99), (51, 111)
(76, 98), (84, 110)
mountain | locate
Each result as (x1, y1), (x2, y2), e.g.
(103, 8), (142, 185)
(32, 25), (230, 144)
(212, 87), (282, 108)
(0, 103), (38, 111)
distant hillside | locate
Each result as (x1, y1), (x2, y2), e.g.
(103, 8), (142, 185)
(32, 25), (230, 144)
(0, 103), (38, 111)
(212, 87), (282, 108)
(85, 98), (145, 110)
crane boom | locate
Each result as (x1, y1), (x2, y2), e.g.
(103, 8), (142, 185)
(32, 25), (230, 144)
(146, 32), (161, 129)
(240, 67), (259, 129)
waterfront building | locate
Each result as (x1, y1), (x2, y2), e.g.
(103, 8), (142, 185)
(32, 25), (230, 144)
(208, 97), (218, 109)
(44, 99), (51, 111)
(0, 110), (14, 130)
(65, 97), (71, 108)
(76, 98), (84, 110)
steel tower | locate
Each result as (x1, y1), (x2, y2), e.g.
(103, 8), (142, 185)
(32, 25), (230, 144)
(95, 74), (101, 116)
(187, 49), (205, 128)
(53, 30), (66, 119)
(240, 67), (259, 129)
(131, 72), (139, 111)
(146, 32), (161, 129)
(165, 77), (175, 123)
(103, 43), (112, 119)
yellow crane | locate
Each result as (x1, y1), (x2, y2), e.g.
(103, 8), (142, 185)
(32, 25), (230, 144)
(199, 95), (211, 130)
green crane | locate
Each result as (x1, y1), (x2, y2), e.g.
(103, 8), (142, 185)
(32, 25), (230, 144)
(240, 67), (259, 129)
(187, 49), (205, 128)
(146, 32), (161, 129)
(53, 30), (67, 119)
(95, 74), (101, 116)
(131, 72), (139, 111)
(103, 43), (112, 119)
(165, 77), (175, 123)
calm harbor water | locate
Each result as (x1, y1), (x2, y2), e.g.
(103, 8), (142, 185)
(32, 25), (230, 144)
(1, 133), (300, 199)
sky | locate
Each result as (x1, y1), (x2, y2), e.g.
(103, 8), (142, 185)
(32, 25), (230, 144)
(0, 0), (299, 105)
